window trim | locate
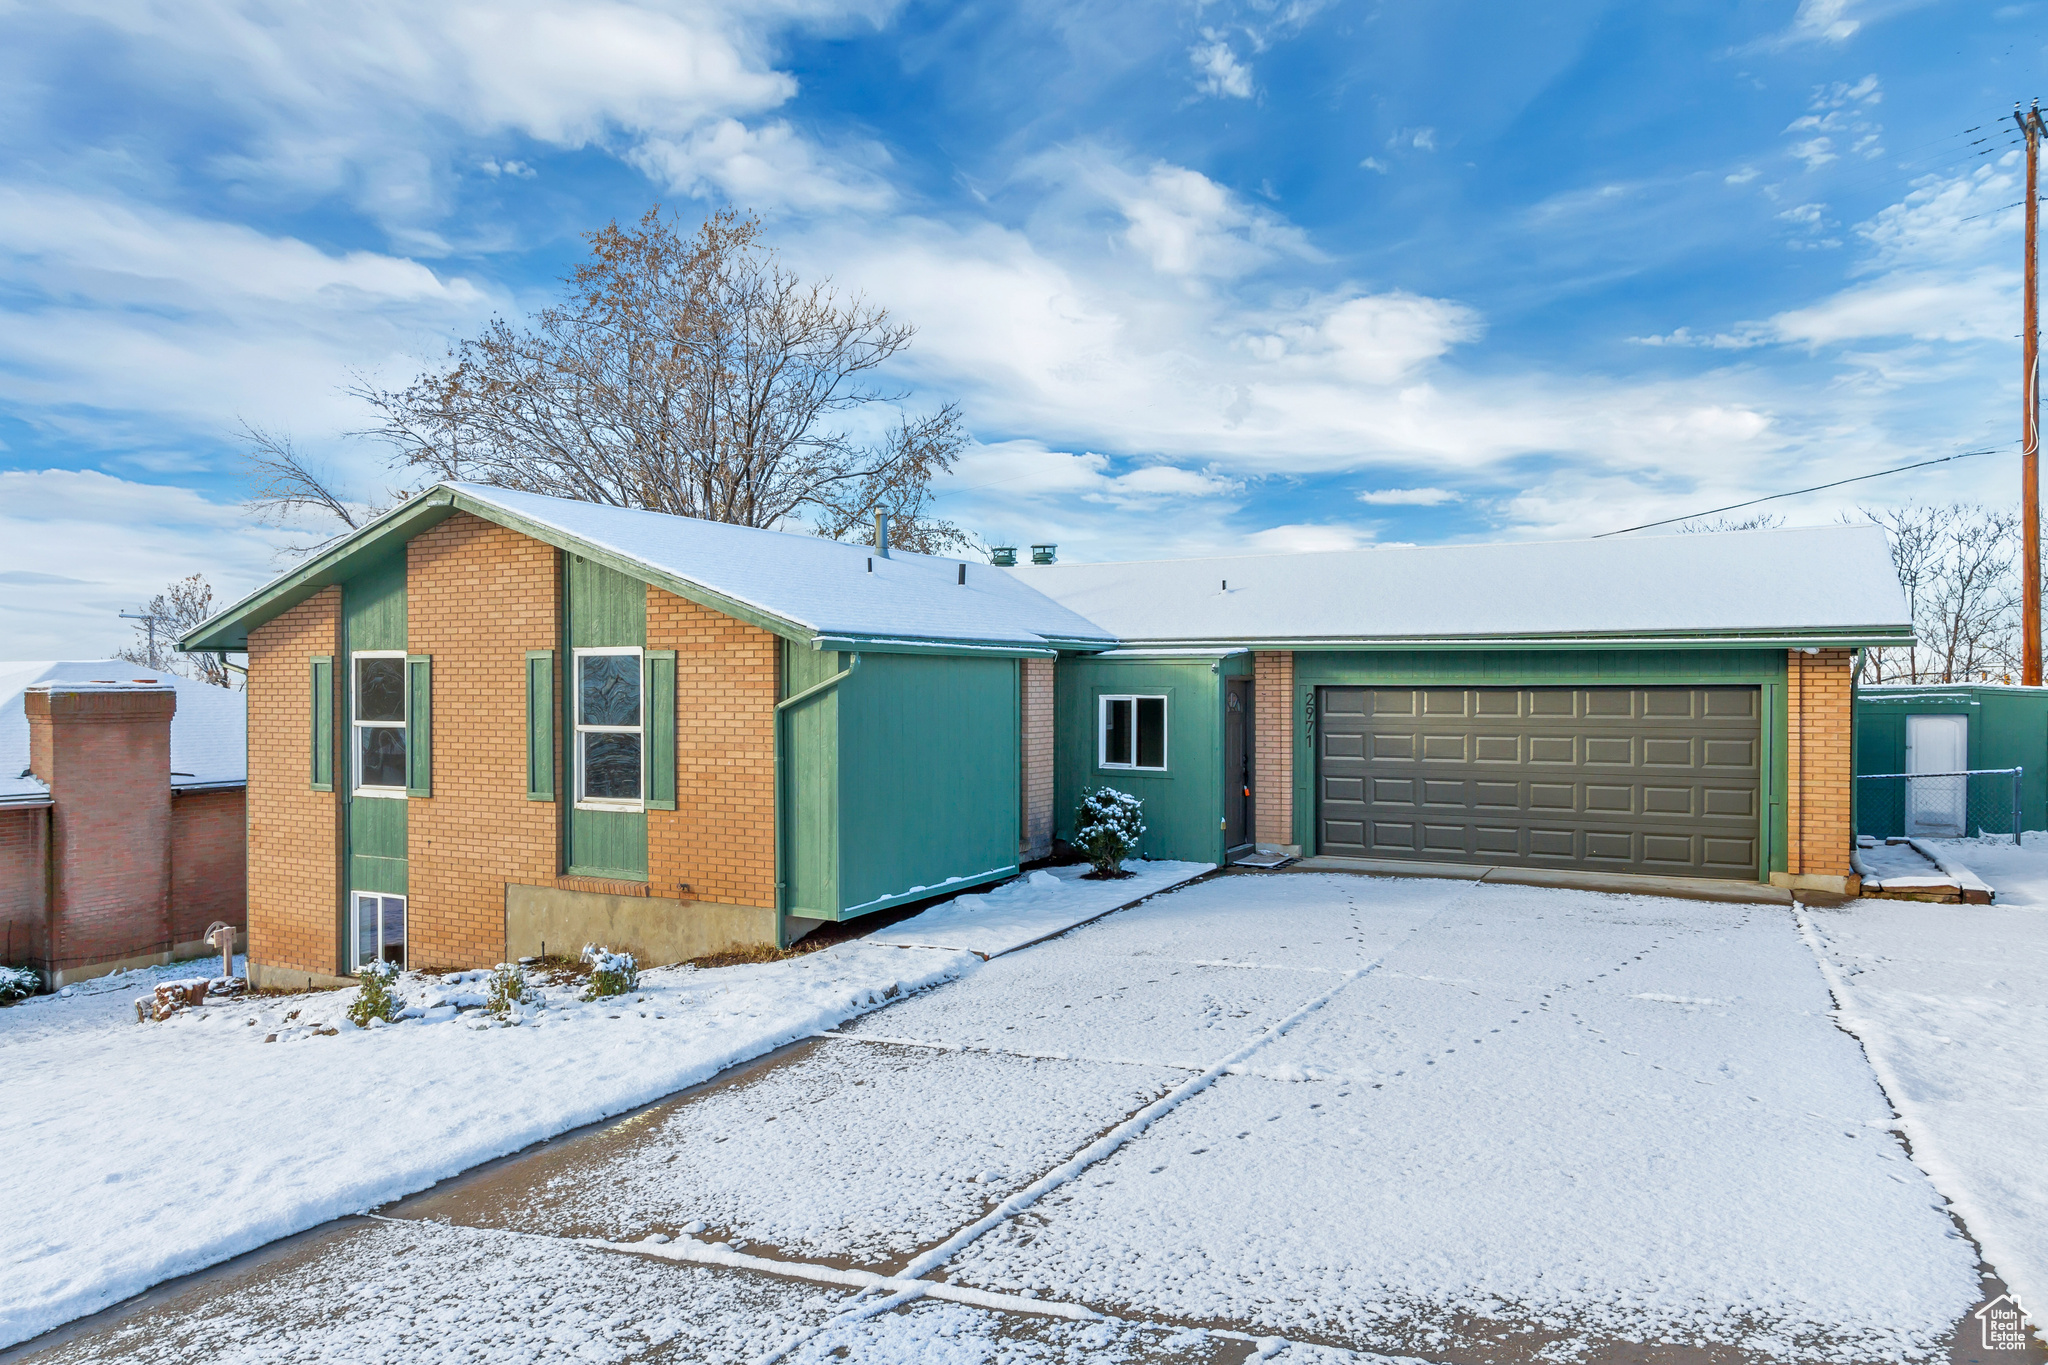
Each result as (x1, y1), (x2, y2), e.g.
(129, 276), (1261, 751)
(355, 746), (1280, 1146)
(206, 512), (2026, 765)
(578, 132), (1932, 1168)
(1098, 693), (1169, 771)
(351, 650), (409, 799)
(573, 646), (646, 812)
(350, 889), (407, 972)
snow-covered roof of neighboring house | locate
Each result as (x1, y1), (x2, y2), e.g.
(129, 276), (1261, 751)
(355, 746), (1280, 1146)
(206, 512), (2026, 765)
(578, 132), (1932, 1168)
(0, 662), (247, 807)
(183, 483), (1116, 656)
(1004, 524), (1914, 650)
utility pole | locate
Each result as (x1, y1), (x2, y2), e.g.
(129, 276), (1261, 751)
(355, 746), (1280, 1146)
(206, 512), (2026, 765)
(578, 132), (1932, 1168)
(2019, 100), (2046, 686)
(118, 610), (158, 669)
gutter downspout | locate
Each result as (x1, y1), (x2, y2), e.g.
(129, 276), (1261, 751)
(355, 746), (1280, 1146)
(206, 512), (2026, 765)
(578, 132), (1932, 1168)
(773, 653), (860, 950)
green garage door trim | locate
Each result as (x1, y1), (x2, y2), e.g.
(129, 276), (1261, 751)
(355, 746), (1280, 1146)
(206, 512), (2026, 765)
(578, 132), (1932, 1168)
(1291, 651), (1789, 879)
(1316, 686), (1763, 879)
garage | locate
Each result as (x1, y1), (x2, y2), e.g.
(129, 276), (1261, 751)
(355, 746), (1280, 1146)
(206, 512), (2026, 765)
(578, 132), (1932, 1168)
(1316, 685), (1762, 879)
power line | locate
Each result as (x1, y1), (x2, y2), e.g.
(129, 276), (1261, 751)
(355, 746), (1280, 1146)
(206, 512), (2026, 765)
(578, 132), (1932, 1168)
(1593, 445), (2009, 538)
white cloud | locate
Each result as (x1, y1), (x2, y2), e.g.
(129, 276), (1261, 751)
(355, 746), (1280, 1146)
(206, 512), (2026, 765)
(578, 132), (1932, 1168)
(1726, 166), (1760, 185)
(1244, 523), (1372, 553)
(1788, 137), (1838, 170)
(0, 469), (294, 658)
(1390, 127), (1437, 153)
(1360, 157), (1390, 175)
(1190, 35), (1254, 100)
(479, 158), (537, 179)
(1078, 158), (1313, 279)
(1357, 487), (1462, 506)
(628, 118), (896, 212)
(1751, 0), (1866, 48)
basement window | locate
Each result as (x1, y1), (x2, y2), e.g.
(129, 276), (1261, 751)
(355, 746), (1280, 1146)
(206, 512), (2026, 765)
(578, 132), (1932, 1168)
(575, 648), (643, 809)
(351, 891), (406, 971)
(1100, 695), (1168, 771)
(352, 652), (407, 796)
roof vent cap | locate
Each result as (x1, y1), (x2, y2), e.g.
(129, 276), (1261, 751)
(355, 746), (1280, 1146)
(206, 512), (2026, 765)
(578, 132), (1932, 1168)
(1030, 544), (1057, 565)
(989, 546), (1017, 567)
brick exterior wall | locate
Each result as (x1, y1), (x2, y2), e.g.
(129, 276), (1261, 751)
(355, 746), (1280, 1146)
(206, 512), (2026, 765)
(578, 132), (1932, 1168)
(246, 586), (343, 979)
(1786, 647), (1854, 879)
(170, 787), (246, 947)
(0, 807), (49, 967)
(1253, 651), (1295, 849)
(1019, 657), (1056, 860)
(407, 513), (561, 967)
(27, 686), (176, 971)
(647, 587), (778, 909)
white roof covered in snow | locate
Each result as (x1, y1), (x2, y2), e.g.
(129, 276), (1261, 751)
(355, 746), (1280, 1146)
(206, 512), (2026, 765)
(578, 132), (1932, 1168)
(450, 484), (1115, 650)
(1005, 524), (1911, 648)
(0, 662), (246, 806)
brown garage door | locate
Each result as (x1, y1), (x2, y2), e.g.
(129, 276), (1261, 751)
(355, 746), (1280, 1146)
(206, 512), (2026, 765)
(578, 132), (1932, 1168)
(1316, 686), (1761, 879)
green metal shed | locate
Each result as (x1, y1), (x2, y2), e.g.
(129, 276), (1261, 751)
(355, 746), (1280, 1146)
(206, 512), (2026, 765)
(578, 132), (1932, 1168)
(1854, 683), (2048, 835)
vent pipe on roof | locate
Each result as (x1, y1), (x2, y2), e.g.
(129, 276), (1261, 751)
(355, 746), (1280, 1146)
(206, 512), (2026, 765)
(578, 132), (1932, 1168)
(874, 511), (891, 558)
(989, 546), (1017, 567)
(1030, 544), (1056, 565)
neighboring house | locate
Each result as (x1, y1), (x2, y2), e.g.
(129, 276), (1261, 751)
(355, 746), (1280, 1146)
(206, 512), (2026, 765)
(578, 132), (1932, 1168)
(1854, 683), (2048, 838)
(181, 484), (1911, 987)
(0, 661), (247, 985)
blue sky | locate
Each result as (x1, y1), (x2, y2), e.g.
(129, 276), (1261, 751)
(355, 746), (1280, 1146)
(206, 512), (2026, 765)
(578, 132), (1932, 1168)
(1, 0), (2042, 656)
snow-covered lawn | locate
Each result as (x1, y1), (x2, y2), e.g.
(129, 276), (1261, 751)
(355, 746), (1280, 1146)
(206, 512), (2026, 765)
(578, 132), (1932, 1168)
(1801, 833), (2048, 1339)
(0, 940), (977, 1350)
(866, 858), (1212, 958)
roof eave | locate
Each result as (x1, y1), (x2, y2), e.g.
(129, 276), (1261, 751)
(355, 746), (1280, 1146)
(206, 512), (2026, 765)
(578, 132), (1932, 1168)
(1099, 626), (1917, 652)
(808, 634), (1059, 659)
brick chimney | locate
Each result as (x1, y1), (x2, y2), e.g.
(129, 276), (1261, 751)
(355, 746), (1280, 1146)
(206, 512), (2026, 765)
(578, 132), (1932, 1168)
(24, 681), (177, 982)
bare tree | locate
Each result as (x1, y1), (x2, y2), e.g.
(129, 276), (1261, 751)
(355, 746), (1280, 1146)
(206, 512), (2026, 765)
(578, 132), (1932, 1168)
(1677, 512), (1786, 533)
(240, 421), (395, 559)
(117, 574), (235, 687)
(344, 207), (968, 553)
(1854, 504), (2021, 685)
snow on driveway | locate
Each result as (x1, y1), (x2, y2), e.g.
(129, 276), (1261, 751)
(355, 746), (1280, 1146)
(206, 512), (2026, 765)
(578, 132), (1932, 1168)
(0, 941), (976, 1351)
(866, 858), (1213, 958)
(1800, 857), (2048, 1340)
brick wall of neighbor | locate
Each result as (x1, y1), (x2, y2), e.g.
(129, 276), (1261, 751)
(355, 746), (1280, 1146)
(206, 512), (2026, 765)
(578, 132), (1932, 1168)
(647, 587), (779, 910)
(0, 808), (49, 966)
(1253, 651), (1295, 849)
(1786, 647), (1854, 879)
(170, 788), (246, 948)
(246, 586), (343, 979)
(407, 513), (561, 968)
(1019, 657), (1056, 860)
(27, 685), (177, 970)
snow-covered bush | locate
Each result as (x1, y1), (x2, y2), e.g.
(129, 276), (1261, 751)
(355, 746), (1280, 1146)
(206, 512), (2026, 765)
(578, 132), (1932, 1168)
(485, 962), (538, 1018)
(1074, 787), (1145, 878)
(0, 964), (37, 1005)
(581, 945), (639, 1000)
(348, 960), (403, 1027)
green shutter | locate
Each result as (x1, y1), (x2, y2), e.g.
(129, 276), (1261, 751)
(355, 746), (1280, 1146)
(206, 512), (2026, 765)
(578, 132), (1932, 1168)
(526, 649), (555, 801)
(405, 654), (432, 797)
(310, 654), (333, 791)
(646, 649), (676, 811)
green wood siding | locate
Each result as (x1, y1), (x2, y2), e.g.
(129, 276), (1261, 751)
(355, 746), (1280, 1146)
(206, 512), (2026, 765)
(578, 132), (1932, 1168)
(405, 654), (432, 797)
(1856, 684), (2048, 832)
(834, 652), (1019, 916)
(564, 554), (647, 879)
(309, 655), (333, 791)
(645, 650), (677, 811)
(781, 642), (844, 917)
(342, 553), (407, 898)
(1288, 650), (1791, 877)
(1054, 656), (1227, 864)
(526, 650), (555, 801)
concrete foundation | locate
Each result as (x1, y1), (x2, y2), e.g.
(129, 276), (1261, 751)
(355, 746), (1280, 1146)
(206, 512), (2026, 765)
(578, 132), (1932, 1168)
(504, 884), (777, 967)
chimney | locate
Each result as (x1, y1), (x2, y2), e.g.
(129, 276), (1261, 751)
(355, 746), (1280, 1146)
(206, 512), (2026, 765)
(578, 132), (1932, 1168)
(1030, 544), (1057, 565)
(24, 681), (177, 984)
(874, 511), (891, 558)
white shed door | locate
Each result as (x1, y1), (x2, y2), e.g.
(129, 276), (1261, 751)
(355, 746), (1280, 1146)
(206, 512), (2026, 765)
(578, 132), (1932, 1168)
(1905, 714), (1968, 837)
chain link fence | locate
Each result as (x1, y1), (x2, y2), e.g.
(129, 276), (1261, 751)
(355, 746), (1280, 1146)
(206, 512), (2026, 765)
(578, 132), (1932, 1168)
(1855, 767), (2024, 842)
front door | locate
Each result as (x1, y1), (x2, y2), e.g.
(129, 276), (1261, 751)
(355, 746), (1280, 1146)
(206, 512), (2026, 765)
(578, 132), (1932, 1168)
(1225, 679), (1253, 847)
(1905, 713), (1968, 837)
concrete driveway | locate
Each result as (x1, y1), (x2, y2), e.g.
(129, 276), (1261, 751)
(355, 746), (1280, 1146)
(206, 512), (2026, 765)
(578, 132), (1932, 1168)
(14, 871), (2020, 1365)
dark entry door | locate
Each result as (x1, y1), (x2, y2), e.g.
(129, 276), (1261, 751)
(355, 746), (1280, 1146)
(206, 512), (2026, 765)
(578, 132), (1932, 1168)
(1316, 685), (1761, 879)
(1225, 679), (1254, 847)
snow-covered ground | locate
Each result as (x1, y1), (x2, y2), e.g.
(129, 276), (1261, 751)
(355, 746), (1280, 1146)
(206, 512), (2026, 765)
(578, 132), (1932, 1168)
(866, 859), (1212, 958)
(0, 940), (976, 1350)
(1802, 834), (2048, 1339)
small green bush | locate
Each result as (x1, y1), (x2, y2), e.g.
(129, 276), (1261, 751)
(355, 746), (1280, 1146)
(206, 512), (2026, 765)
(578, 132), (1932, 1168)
(348, 960), (403, 1027)
(1074, 787), (1146, 877)
(581, 945), (639, 1000)
(0, 965), (38, 1005)
(485, 962), (538, 1018)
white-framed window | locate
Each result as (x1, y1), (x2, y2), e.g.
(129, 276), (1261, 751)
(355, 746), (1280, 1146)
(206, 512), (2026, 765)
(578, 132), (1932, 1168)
(352, 651), (407, 797)
(574, 647), (644, 809)
(351, 891), (406, 971)
(1099, 694), (1168, 771)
